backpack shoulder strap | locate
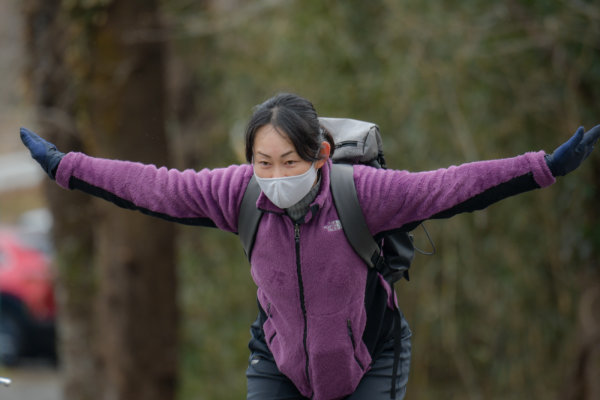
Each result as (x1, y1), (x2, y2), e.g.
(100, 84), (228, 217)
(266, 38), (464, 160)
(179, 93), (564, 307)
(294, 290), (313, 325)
(329, 163), (384, 269)
(238, 175), (263, 260)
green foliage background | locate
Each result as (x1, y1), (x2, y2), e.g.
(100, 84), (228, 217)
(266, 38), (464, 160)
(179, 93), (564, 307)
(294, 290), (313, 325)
(162, 1), (600, 399)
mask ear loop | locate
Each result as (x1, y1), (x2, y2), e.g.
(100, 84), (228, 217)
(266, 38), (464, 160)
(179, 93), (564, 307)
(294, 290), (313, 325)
(317, 127), (328, 161)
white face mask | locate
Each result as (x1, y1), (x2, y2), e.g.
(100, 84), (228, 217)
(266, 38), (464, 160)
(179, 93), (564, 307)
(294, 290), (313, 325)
(254, 163), (318, 209)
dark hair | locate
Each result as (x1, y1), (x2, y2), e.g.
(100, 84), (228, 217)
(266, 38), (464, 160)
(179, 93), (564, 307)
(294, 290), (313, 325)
(244, 93), (335, 163)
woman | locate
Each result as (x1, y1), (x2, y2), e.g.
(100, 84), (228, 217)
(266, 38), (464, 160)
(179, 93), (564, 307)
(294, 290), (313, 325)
(20, 93), (599, 400)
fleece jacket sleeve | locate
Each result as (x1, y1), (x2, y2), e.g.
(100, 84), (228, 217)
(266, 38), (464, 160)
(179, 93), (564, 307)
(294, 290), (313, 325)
(55, 152), (253, 233)
(354, 151), (555, 234)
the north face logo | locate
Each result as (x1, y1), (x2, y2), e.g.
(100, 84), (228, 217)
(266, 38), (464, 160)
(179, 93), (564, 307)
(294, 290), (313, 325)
(324, 220), (342, 232)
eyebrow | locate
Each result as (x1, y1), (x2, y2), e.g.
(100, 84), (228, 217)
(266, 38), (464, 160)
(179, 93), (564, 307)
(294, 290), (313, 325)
(256, 150), (296, 159)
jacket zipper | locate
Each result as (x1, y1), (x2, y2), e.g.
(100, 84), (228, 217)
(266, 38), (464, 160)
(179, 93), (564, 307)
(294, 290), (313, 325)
(295, 223), (311, 388)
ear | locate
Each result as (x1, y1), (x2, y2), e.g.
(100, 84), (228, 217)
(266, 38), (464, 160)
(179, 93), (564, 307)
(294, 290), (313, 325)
(315, 141), (331, 169)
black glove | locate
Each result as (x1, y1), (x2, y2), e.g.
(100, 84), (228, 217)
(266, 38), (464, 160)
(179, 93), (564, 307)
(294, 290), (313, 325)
(545, 125), (600, 176)
(20, 127), (65, 180)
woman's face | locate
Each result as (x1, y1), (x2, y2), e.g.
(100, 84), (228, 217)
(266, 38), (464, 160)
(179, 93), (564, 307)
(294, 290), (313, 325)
(252, 124), (327, 179)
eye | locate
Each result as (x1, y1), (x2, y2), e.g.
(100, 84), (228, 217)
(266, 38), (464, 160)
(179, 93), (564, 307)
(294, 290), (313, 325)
(285, 160), (298, 166)
(255, 160), (270, 167)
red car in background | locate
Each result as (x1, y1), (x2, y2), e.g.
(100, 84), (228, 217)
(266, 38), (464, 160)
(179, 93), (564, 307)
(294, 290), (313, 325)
(0, 220), (57, 366)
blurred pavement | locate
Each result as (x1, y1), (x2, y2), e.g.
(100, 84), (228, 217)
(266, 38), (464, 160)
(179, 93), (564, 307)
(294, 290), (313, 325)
(0, 363), (61, 400)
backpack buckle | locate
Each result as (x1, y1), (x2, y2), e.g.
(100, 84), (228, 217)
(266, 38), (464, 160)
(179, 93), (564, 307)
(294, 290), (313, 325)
(370, 251), (387, 272)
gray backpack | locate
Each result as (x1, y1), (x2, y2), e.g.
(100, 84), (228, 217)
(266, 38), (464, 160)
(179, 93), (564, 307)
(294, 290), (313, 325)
(238, 117), (430, 285)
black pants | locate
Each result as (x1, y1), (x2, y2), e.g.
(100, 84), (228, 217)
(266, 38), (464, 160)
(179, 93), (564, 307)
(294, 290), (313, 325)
(246, 337), (411, 400)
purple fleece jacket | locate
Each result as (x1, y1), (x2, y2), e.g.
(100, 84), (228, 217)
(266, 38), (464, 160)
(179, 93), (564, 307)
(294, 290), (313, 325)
(55, 151), (554, 400)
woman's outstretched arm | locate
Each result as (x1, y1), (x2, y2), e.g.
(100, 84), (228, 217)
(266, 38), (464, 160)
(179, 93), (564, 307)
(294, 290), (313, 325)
(20, 127), (252, 232)
(355, 124), (600, 234)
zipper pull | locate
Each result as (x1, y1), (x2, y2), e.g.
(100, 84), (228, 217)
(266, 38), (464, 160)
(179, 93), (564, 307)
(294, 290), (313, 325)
(294, 224), (300, 241)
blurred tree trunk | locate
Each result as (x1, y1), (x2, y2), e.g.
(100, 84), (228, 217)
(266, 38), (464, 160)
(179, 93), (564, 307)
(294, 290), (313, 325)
(582, 160), (600, 400)
(559, 36), (600, 400)
(577, 40), (600, 400)
(85, 2), (178, 400)
(22, 1), (177, 400)
(22, 1), (102, 399)
(563, 136), (600, 400)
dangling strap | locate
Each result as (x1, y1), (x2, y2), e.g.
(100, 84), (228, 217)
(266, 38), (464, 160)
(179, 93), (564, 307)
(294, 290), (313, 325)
(390, 292), (402, 399)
